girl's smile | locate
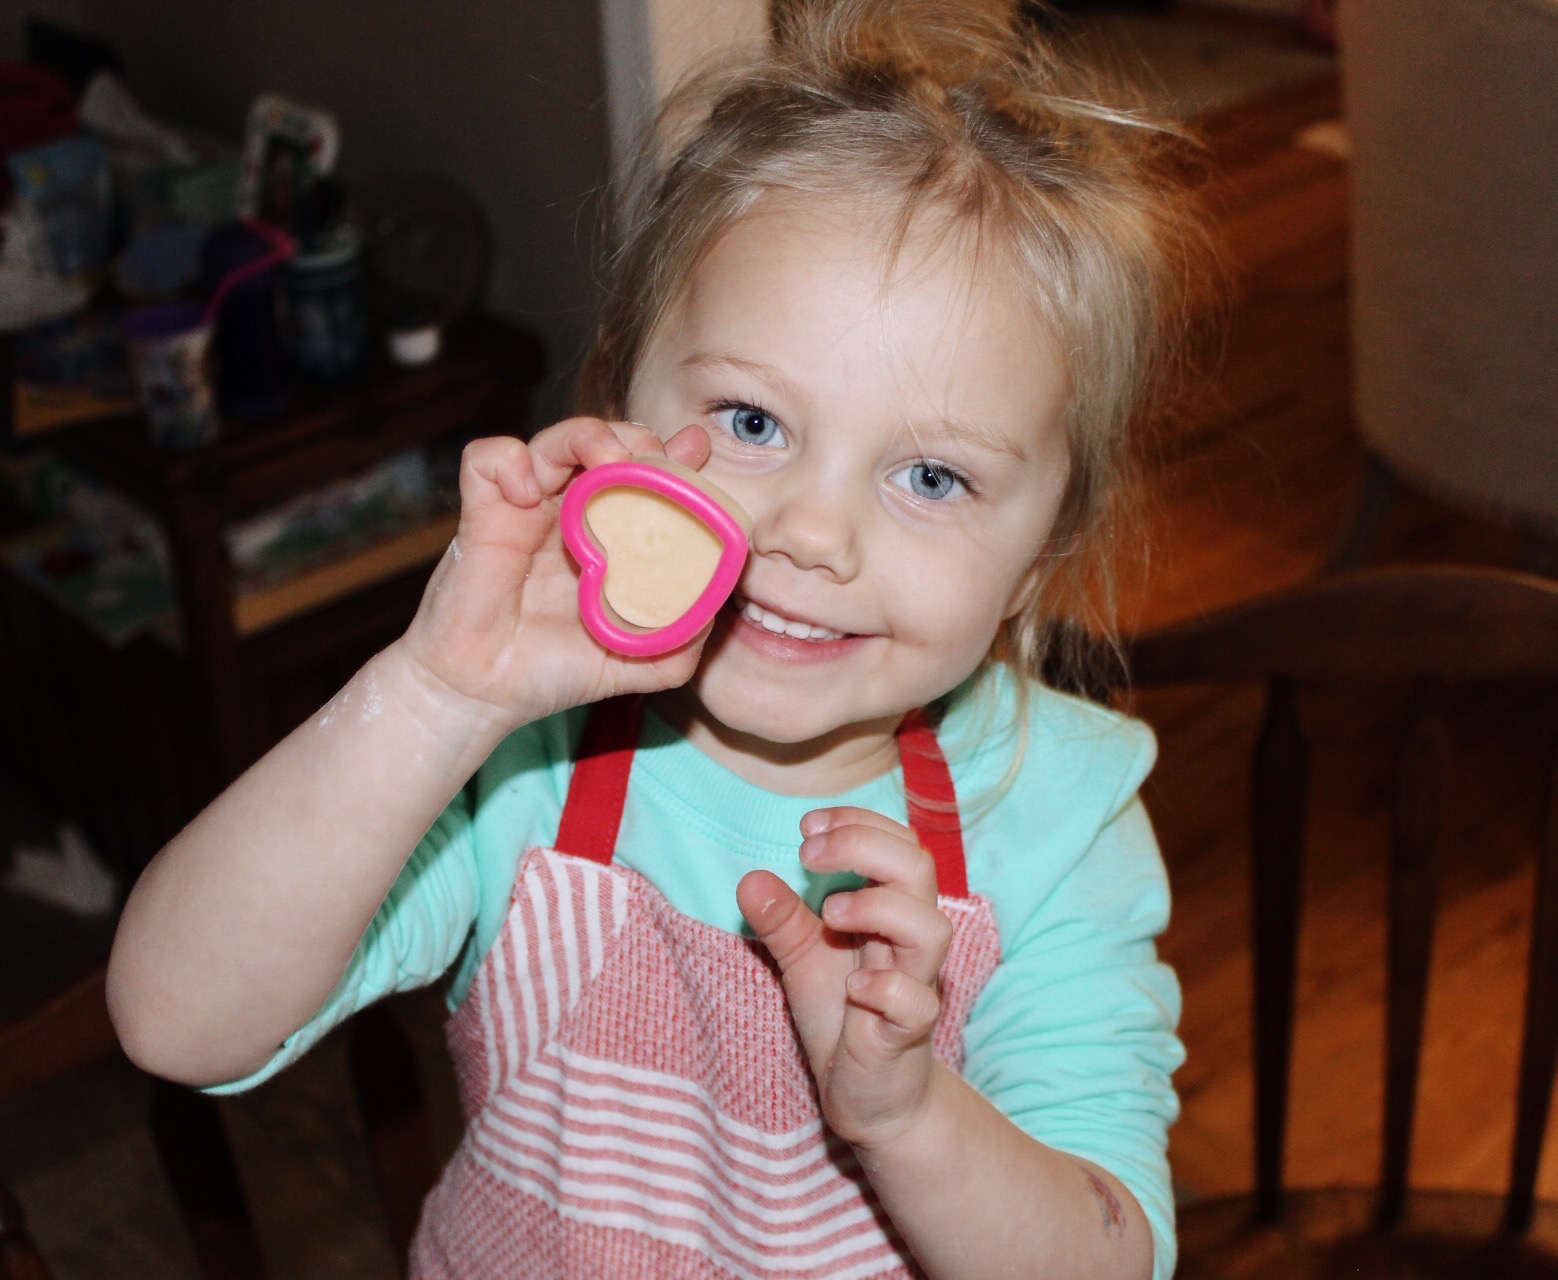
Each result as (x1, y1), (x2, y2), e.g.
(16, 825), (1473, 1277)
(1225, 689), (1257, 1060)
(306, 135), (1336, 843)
(734, 595), (850, 644)
(627, 195), (1074, 793)
(727, 593), (870, 663)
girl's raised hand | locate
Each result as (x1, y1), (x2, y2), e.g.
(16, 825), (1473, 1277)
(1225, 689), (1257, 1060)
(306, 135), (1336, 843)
(399, 418), (714, 732)
(736, 807), (954, 1150)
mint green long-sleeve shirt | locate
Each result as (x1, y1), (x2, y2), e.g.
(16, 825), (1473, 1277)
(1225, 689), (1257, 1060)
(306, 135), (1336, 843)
(213, 675), (1183, 1279)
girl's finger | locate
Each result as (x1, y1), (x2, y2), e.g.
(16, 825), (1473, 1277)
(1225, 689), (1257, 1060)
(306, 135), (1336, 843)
(527, 416), (636, 491)
(736, 870), (828, 975)
(802, 806), (907, 839)
(800, 815), (938, 902)
(844, 967), (941, 1044)
(611, 420), (666, 456)
(605, 420), (712, 469)
(459, 436), (543, 510)
(664, 424), (712, 470)
(822, 887), (952, 987)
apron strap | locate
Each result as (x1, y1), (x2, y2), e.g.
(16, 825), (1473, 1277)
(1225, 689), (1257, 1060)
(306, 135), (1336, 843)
(897, 709), (969, 899)
(554, 695), (645, 865)
(555, 697), (969, 896)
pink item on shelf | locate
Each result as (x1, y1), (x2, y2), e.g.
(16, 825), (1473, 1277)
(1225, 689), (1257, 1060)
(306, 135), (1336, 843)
(560, 456), (751, 657)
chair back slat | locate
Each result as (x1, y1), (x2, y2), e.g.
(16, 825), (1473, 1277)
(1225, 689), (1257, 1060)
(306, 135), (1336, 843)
(1128, 567), (1558, 685)
(1377, 680), (1451, 1226)
(1504, 752), (1558, 1232)
(1125, 565), (1558, 1229)
(1250, 677), (1309, 1220)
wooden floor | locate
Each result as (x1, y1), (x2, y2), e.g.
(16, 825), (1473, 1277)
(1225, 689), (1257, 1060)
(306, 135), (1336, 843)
(1124, 70), (1558, 1209)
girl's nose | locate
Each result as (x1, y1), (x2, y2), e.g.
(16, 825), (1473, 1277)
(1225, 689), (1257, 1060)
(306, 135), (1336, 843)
(748, 477), (862, 581)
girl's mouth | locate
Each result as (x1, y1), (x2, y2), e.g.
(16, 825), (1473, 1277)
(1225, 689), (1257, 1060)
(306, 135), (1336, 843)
(734, 596), (848, 643)
(724, 596), (868, 664)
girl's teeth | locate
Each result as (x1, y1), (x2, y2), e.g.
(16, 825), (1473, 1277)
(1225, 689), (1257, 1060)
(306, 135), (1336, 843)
(739, 599), (844, 642)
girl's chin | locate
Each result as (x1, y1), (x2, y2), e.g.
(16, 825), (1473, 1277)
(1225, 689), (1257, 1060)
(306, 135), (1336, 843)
(656, 680), (903, 769)
(652, 682), (823, 748)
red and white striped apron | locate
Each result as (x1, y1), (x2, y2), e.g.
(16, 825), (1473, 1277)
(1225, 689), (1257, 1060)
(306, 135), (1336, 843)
(412, 696), (1002, 1279)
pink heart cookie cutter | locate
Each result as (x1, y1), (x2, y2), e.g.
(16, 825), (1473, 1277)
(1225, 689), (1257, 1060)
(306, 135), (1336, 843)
(560, 457), (751, 657)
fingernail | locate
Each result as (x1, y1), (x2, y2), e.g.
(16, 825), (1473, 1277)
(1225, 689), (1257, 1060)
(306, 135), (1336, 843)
(846, 970), (869, 994)
(800, 811), (826, 836)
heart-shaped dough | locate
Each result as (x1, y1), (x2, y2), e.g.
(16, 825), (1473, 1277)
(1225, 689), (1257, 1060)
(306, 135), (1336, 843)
(586, 486), (726, 628)
(560, 457), (751, 656)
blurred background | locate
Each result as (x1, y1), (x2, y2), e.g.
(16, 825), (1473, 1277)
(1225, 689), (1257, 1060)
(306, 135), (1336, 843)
(1, 1), (1554, 1277)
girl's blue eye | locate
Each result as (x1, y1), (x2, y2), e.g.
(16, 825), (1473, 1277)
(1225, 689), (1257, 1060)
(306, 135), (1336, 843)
(714, 404), (784, 447)
(892, 460), (970, 501)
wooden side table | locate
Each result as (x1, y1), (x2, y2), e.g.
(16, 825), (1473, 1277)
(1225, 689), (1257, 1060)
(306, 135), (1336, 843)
(3, 316), (545, 859)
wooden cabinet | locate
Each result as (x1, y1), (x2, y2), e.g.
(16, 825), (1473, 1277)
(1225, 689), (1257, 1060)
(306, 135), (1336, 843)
(0, 318), (544, 875)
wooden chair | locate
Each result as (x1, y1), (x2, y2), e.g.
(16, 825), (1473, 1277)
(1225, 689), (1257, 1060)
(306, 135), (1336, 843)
(1125, 565), (1558, 1278)
(0, 958), (276, 1278)
(0, 956), (435, 1278)
(0, 972), (111, 1280)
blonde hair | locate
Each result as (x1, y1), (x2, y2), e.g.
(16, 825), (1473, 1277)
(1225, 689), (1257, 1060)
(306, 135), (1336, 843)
(577, 0), (1211, 701)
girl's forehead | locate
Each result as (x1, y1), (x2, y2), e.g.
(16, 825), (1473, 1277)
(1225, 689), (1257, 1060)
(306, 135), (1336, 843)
(705, 194), (997, 292)
(637, 196), (1072, 455)
(673, 196), (1042, 345)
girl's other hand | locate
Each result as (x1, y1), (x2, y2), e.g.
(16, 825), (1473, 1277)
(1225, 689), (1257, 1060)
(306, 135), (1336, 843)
(736, 806), (954, 1149)
(399, 418), (713, 732)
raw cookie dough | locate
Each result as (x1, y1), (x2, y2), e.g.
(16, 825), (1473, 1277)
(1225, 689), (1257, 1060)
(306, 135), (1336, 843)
(586, 486), (725, 628)
(581, 460), (752, 630)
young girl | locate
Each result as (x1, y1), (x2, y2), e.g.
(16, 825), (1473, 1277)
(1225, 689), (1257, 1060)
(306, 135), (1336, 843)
(108, 3), (1202, 1277)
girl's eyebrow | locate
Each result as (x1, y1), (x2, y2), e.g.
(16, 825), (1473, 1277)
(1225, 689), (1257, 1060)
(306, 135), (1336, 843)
(680, 351), (807, 405)
(916, 419), (1031, 465)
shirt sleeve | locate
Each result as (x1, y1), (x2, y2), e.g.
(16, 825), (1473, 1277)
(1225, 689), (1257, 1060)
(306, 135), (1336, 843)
(204, 793), (483, 1095)
(961, 721), (1184, 1280)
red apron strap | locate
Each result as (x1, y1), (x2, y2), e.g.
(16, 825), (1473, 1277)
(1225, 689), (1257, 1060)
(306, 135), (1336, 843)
(554, 695), (645, 865)
(897, 709), (970, 899)
(556, 697), (970, 895)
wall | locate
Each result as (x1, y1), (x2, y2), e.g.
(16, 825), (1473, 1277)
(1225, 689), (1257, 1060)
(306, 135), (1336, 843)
(1, 0), (616, 419)
(598, 0), (766, 191)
